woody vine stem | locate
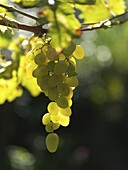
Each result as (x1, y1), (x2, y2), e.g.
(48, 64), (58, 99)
(0, 3), (128, 34)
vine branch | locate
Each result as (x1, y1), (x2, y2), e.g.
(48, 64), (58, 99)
(0, 3), (128, 34)
(0, 3), (38, 21)
(0, 15), (47, 34)
(80, 10), (128, 31)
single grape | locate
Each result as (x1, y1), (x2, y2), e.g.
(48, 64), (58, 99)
(69, 56), (76, 66)
(45, 133), (59, 153)
(54, 61), (69, 75)
(47, 61), (55, 72)
(42, 113), (51, 125)
(68, 99), (73, 107)
(48, 86), (59, 101)
(32, 43), (43, 56)
(48, 74), (63, 88)
(59, 115), (70, 127)
(63, 41), (76, 56)
(26, 51), (34, 62)
(57, 83), (70, 96)
(56, 96), (69, 108)
(45, 122), (54, 133)
(64, 76), (79, 87)
(59, 53), (66, 61)
(34, 52), (46, 65)
(67, 63), (76, 77)
(32, 65), (48, 78)
(26, 62), (36, 79)
(45, 121), (60, 132)
(37, 75), (50, 91)
(51, 113), (61, 123)
(32, 42), (43, 51)
(47, 102), (59, 115)
(65, 87), (73, 99)
(46, 46), (59, 61)
(73, 45), (85, 60)
(52, 123), (60, 130)
(59, 107), (72, 116)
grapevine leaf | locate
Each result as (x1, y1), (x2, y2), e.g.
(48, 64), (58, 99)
(76, 0), (126, 24)
(44, 3), (81, 51)
(105, 0), (126, 15)
(0, 28), (13, 47)
(11, 0), (41, 8)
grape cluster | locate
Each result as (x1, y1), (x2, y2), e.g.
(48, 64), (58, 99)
(27, 38), (84, 153)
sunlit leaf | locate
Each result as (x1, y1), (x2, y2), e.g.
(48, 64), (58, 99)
(11, 0), (41, 7)
(44, 3), (81, 51)
(76, 0), (126, 24)
(106, 0), (126, 15)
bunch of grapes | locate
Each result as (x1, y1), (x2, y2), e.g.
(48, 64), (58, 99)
(26, 38), (84, 153)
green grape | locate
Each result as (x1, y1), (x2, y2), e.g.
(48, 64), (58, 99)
(54, 61), (69, 75)
(57, 83), (70, 96)
(48, 87), (59, 101)
(26, 62), (36, 79)
(45, 121), (60, 132)
(52, 123), (60, 130)
(32, 43), (43, 56)
(47, 102), (59, 115)
(59, 115), (70, 127)
(63, 41), (76, 56)
(46, 46), (59, 61)
(44, 90), (48, 97)
(59, 107), (72, 116)
(68, 99), (73, 107)
(32, 65), (48, 78)
(73, 45), (85, 60)
(67, 63), (76, 77)
(48, 74), (63, 88)
(69, 56), (76, 66)
(34, 52), (46, 65)
(59, 53), (66, 61)
(51, 113), (61, 123)
(65, 87), (73, 99)
(42, 113), (51, 125)
(45, 122), (54, 133)
(41, 45), (48, 55)
(64, 76), (79, 87)
(37, 75), (50, 91)
(45, 133), (59, 153)
(26, 51), (34, 62)
(47, 61), (55, 72)
(56, 96), (69, 108)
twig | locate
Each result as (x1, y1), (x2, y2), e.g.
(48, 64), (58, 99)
(0, 15), (47, 34)
(80, 10), (128, 31)
(0, 3), (38, 21)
